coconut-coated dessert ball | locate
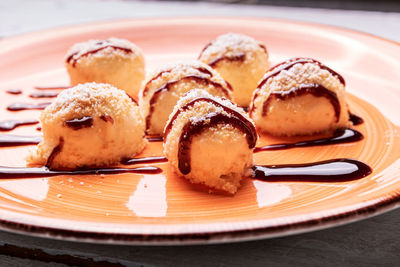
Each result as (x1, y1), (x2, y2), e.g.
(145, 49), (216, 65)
(249, 57), (350, 136)
(26, 83), (147, 170)
(65, 38), (145, 99)
(140, 61), (232, 136)
(198, 33), (269, 107)
(163, 89), (257, 195)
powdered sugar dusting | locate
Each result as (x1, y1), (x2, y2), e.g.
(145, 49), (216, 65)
(169, 89), (253, 126)
(143, 60), (231, 99)
(261, 62), (344, 93)
(200, 33), (266, 61)
(152, 61), (214, 77)
(65, 37), (140, 62)
(146, 61), (216, 87)
(43, 82), (134, 121)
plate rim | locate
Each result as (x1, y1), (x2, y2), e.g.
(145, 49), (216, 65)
(0, 189), (398, 245)
(0, 16), (399, 245)
(0, 16), (399, 47)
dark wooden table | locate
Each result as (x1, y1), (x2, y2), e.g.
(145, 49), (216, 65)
(0, 207), (399, 266)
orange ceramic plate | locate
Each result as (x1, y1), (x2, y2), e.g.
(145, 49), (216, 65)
(0, 18), (399, 244)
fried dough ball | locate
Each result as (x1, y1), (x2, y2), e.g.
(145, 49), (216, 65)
(249, 58), (350, 136)
(199, 33), (269, 107)
(163, 89), (257, 194)
(65, 38), (145, 99)
(27, 83), (147, 169)
(140, 61), (232, 136)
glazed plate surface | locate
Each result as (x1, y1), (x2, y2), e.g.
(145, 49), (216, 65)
(0, 18), (399, 244)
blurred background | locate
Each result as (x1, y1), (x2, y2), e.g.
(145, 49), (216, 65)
(166, 0), (400, 12)
(1, 0), (399, 41)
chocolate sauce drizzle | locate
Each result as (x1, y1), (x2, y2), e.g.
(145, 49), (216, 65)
(64, 117), (93, 130)
(258, 43), (268, 55)
(6, 89), (22, 95)
(34, 86), (71, 90)
(146, 76), (231, 129)
(0, 76), (370, 182)
(250, 57), (346, 115)
(124, 92), (138, 105)
(198, 41), (268, 63)
(208, 52), (246, 67)
(251, 158), (371, 182)
(0, 166), (162, 179)
(259, 58), (345, 89)
(254, 128), (362, 152)
(178, 112), (256, 175)
(142, 66), (214, 97)
(164, 97), (257, 141)
(0, 135), (41, 147)
(7, 102), (51, 111)
(0, 119), (39, 131)
(100, 115), (114, 124)
(121, 156), (167, 165)
(349, 113), (364, 126)
(29, 91), (58, 98)
(262, 84), (341, 121)
(46, 137), (64, 167)
(172, 98), (257, 175)
(198, 42), (212, 59)
(146, 136), (163, 142)
(66, 44), (133, 67)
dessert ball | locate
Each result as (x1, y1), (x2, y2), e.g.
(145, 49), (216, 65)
(26, 83), (147, 170)
(140, 61), (232, 136)
(249, 57), (350, 136)
(163, 89), (257, 194)
(65, 37), (145, 99)
(198, 33), (269, 107)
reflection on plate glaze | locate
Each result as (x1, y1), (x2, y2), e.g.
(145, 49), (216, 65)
(252, 180), (291, 208)
(297, 184), (355, 208)
(0, 178), (49, 201)
(126, 175), (167, 217)
(358, 159), (400, 197)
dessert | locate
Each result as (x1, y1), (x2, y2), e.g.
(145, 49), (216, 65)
(0, 31), (371, 197)
(140, 61), (232, 136)
(26, 83), (147, 170)
(198, 33), (269, 107)
(249, 58), (349, 136)
(163, 89), (257, 194)
(65, 38), (145, 98)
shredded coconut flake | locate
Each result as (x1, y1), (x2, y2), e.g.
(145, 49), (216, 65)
(148, 61), (214, 81)
(200, 33), (265, 60)
(43, 82), (134, 122)
(169, 89), (253, 125)
(261, 62), (344, 93)
(143, 61), (230, 100)
(65, 37), (140, 61)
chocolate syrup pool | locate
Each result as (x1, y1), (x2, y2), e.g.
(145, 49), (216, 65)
(251, 158), (371, 182)
(254, 128), (363, 152)
(0, 166), (162, 178)
(1, 84), (372, 183)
